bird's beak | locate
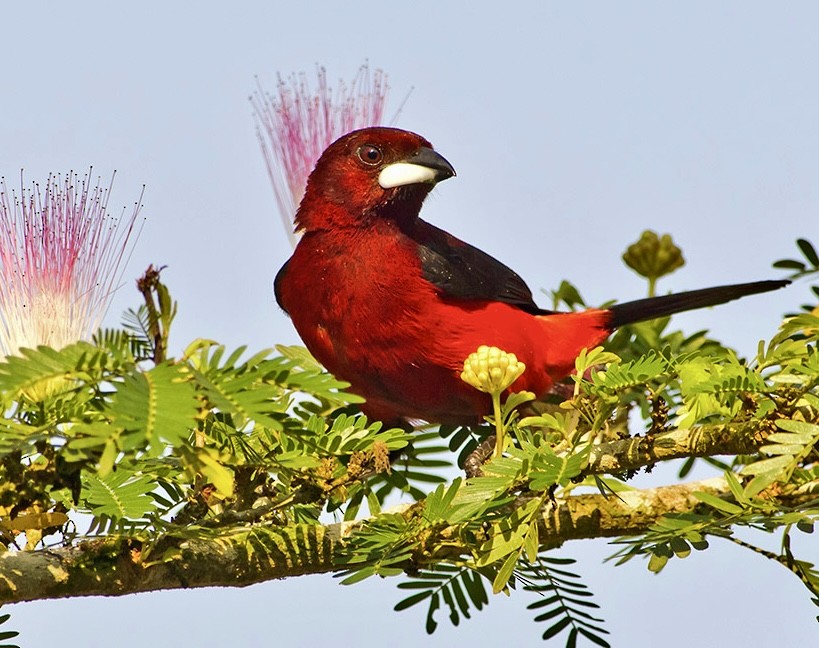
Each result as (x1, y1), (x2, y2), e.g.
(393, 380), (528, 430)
(378, 147), (456, 189)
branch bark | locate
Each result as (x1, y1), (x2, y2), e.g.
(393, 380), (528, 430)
(586, 418), (768, 474)
(2, 475), (814, 605)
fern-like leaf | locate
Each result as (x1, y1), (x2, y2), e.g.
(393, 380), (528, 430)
(592, 351), (667, 392)
(83, 470), (157, 520)
(0, 608), (20, 648)
(521, 557), (610, 646)
(394, 564), (488, 634)
(109, 363), (200, 452)
(0, 342), (100, 398)
(187, 344), (288, 430)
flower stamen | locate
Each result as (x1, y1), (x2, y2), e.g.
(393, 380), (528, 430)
(251, 64), (390, 247)
(0, 170), (143, 370)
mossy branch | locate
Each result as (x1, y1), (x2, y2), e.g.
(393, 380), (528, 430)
(1, 468), (814, 605)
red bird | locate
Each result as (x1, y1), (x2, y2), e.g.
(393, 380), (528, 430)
(275, 127), (787, 426)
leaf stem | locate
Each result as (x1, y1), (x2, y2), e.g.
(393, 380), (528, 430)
(492, 392), (504, 458)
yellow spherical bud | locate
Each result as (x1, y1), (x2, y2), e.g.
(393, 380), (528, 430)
(460, 345), (526, 395)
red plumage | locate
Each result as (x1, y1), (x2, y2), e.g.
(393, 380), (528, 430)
(275, 127), (787, 425)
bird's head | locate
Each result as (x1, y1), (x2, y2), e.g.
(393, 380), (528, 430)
(294, 127), (455, 232)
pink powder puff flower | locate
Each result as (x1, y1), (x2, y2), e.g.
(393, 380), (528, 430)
(0, 170), (143, 360)
(251, 64), (390, 247)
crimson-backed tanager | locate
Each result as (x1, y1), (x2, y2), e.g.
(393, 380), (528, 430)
(275, 127), (788, 426)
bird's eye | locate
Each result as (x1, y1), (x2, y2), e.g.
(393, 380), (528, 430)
(357, 145), (383, 166)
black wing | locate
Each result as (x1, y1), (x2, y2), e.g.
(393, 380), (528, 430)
(409, 219), (550, 315)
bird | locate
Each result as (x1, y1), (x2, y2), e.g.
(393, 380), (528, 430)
(274, 127), (789, 426)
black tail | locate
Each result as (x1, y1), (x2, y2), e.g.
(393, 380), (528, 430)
(608, 280), (790, 329)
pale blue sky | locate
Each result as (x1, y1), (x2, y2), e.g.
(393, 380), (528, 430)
(2, 2), (818, 646)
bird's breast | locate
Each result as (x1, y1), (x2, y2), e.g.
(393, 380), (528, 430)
(277, 228), (437, 367)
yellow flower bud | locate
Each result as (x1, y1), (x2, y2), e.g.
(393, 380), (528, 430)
(460, 345), (526, 395)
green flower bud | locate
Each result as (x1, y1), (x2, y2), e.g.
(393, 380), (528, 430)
(623, 230), (685, 281)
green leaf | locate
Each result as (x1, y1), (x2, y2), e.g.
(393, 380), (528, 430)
(550, 280), (586, 310)
(0, 342), (91, 392)
(797, 238), (819, 267)
(744, 472), (780, 498)
(425, 592), (440, 634)
(692, 491), (744, 515)
(188, 348), (285, 429)
(366, 488), (381, 516)
(578, 627), (612, 648)
(83, 470), (156, 519)
(449, 575), (471, 618)
(773, 259), (806, 271)
(0, 609), (20, 648)
(762, 444), (808, 456)
(194, 448), (235, 497)
(648, 551), (669, 573)
(523, 556), (609, 642)
(463, 570), (488, 610)
(440, 583), (459, 626)
(340, 566), (376, 585)
(531, 600), (565, 619)
(423, 478), (462, 522)
(741, 455), (793, 477)
(670, 537), (691, 559)
(529, 445), (590, 490)
(766, 430), (817, 444)
(542, 616), (572, 640)
(492, 551), (519, 594)
(478, 528), (526, 566)
(776, 419), (819, 437)
(110, 363), (199, 451)
(504, 390), (536, 413)
(449, 476), (513, 522)
(797, 521), (814, 534)
(524, 522), (540, 563)
(654, 516), (696, 531)
(394, 590), (433, 611)
(593, 351), (667, 391)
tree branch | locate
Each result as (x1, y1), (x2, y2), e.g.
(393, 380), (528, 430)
(2, 476), (814, 605)
(586, 418), (769, 475)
